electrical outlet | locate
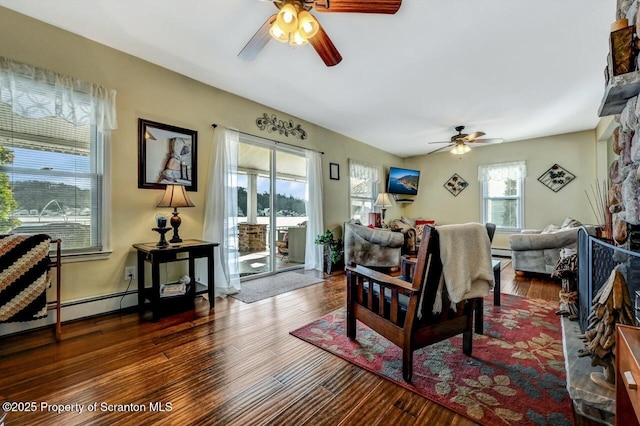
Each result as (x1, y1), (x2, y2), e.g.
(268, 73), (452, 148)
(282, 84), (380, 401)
(124, 266), (136, 281)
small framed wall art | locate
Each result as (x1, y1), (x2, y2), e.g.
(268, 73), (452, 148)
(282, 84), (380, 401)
(443, 173), (468, 196)
(537, 163), (575, 192)
(138, 119), (198, 191)
(329, 163), (340, 180)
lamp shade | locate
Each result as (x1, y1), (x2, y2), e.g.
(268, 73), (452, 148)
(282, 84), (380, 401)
(450, 143), (471, 155)
(276, 3), (298, 33)
(269, 21), (289, 43)
(374, 192), (394, 209)
(298, 11), (319, 40)
(289, 30), (309, 46)
(157, 184), (195, 208)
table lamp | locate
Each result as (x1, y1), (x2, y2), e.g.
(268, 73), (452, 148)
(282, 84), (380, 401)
(157, 184), (195, 243)
(374, 192), (394, 224)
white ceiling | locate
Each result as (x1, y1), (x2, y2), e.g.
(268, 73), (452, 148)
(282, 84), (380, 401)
(0, 0), (616, 158)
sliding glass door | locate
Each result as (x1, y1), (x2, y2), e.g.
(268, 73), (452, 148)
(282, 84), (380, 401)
(237, 136), (307, 279)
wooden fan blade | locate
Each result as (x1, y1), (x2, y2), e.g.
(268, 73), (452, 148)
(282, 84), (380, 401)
(428, 143), (454, 154)
(314, 0), (402, 14)
(309, 23), (342, 66)
(468, 138), (504, 144)
(428, 140), (452, 144)
(464, 131), (485, 141)
(238, 14), (276, 61)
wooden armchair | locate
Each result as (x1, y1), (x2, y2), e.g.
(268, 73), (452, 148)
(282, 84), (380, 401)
(346, 223), (495, 382)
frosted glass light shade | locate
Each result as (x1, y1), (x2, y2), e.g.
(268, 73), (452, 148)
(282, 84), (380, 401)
(276, 3), (298, 32)
(290, 30), (309, 46)
(450, 144), (471, 155)
(298, 11), (319, 40)
(269, 22), (289, 43)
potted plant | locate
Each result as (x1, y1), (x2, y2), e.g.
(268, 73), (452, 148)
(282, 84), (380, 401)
(314, 229), (344, 274)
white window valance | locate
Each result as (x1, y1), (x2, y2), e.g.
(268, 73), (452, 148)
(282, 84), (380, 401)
(349, 159), (380, 183)
(0, 57), (117, 131)
(478, 161), (527, 182)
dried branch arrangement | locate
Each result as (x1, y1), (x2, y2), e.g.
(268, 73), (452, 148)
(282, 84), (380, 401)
(585, 180), (612, 239)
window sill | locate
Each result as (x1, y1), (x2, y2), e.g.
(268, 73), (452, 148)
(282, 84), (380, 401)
(496, 228), (521, 234)
(58, 250), (113, 263)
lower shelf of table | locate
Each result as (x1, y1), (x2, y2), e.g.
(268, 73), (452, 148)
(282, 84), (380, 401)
(139, 281), (209, 319)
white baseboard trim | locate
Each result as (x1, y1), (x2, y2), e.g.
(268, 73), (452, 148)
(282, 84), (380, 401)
(0, 291), (139, 339)
(492, 248), (512, 257)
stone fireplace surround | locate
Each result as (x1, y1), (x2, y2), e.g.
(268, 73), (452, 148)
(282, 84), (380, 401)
(561, 228), (640, 424)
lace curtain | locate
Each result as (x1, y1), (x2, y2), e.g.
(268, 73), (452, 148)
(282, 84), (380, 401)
(349, 159), (380, 183)
(0, 57), (117, 131)
(478, 161), (527, 182)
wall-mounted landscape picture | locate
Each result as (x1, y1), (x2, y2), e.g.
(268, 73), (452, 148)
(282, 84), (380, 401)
(387, 167), (420, 195)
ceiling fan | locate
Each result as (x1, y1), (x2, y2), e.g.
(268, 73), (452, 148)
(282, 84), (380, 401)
(238, 0), (402, 67)
(428, 125), (504, 155)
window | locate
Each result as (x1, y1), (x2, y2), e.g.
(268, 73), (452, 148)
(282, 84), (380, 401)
(479, 161), (526, 231)
(349, 160), (379, 225)
(0, 57), (117, 254)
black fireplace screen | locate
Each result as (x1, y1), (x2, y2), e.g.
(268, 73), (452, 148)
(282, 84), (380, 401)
(577, 228), (640, 332)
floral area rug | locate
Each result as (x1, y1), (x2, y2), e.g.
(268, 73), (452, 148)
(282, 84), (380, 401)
(290, 294), (573, 425)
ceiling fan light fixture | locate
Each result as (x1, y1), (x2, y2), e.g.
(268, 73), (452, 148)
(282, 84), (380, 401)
(276, 3), (299, 33)
(289, 30), (309, 46)
(450, 143), (471, 155)
(269, 21), (289, 43)
(298, 11), (319, 40)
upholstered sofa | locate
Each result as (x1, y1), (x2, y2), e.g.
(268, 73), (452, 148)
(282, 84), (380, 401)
(509, 218), (596, 275)
(344, 219), (404, 267)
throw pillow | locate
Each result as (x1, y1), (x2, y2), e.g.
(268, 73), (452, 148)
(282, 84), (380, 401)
(541, 224), (560, 234)
(560, 217), (583, 229)
(401, 216), (423, 228)
(414, 219), (431, 241)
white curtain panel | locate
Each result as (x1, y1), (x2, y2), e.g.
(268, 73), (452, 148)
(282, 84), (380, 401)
(0, 57), (117, 131)
(200, 127), (241, 296)
(478, 161), (527, 182)
(304, 150), (324, 271)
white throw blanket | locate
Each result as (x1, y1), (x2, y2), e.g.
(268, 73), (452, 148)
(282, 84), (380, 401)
(432, 223), (494, 313)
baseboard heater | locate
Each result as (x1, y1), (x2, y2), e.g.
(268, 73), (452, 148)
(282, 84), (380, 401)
(492, 248), (511, 257)
(0, 290), (140, 339)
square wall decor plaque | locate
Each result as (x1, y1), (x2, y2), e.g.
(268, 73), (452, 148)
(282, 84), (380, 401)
(443, 173), (468, 196)
(537, 164), (575, 192)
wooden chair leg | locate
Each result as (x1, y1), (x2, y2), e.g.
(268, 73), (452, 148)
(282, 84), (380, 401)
(462, 330), (472, 356)
(475, 298), (484, 335)
(346, 311), (356, 339)
(402, 348), (413, 383)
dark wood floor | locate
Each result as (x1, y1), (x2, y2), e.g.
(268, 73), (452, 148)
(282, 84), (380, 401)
(0, 261), (594, 425)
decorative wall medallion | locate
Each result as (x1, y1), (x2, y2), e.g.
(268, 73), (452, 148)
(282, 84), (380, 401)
(256, 113), (307, 140)
(443, 173), (468, 196)
(537, 163), (576, 192)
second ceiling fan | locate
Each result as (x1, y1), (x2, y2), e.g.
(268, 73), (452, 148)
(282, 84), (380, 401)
(429, 126), (504, 155)
(238, 0), (402, 67)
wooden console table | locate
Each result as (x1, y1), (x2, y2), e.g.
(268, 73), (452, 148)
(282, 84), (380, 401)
(133, 239), (218, 321)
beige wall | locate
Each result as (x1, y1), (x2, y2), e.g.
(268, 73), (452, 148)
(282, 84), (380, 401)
(0, 7), (604, 328)
(399, 131), (599, 249)
(0, 8), (401, 304)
